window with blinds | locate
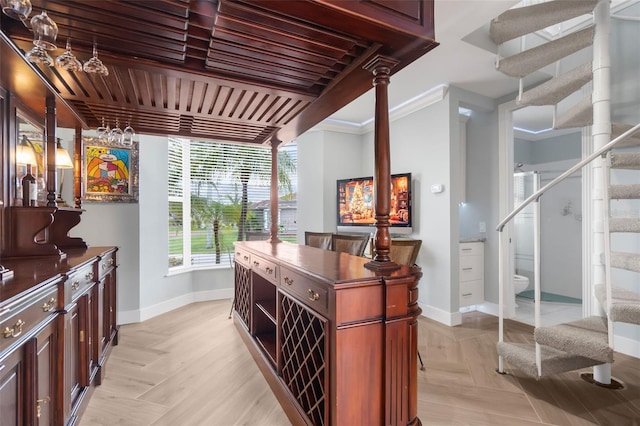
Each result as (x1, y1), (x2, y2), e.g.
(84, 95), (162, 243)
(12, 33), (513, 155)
(168, 138), (297, 269)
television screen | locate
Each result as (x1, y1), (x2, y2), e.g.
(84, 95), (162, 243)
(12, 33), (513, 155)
(337, 173), (412, 228)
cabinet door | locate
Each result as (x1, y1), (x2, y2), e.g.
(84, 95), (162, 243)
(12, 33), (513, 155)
(279, 292), (328, 426)
(96, 279), (106, 361)
(33, 320), (57, 426)
(64, 301), (80, 421)
(0, 346), (26, 426)
(234, 262), (251, 329)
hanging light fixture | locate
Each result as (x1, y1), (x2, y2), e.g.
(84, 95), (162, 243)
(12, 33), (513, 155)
(0, 0), (31, 21)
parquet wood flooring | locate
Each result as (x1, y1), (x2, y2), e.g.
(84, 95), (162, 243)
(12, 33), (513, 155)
(80, 300), (640, 425)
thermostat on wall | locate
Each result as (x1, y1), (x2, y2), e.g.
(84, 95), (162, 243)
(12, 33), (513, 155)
(430, 184), (444, 193)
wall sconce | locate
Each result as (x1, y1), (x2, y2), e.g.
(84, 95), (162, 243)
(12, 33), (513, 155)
(55, 138), (73, 205)
(17, 134), (37, 166)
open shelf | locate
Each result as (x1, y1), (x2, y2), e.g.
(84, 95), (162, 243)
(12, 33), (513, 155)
(255, 299), (276, 323)
(255, 331), (277, 367)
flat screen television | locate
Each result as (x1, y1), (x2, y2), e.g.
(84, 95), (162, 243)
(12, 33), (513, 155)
(337, 173), (412, 233)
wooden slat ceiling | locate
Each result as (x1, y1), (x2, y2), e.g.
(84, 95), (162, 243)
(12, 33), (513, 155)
(1, 0), (437, 145)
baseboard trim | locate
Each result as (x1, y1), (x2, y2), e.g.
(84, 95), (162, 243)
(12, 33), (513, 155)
(117, 288), (234, 324)
(419, 302), (462, 326)
(615, 334), (640, 359)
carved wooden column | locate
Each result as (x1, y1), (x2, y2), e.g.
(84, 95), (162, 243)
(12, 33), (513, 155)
(45, 95), (57, 207)
(74, 124), (82, 209)
(269, 138), (281, 243)
(365, 56), (400, 271)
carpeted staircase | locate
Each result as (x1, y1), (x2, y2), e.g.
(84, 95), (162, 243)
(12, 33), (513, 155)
(491, 0), (640, 379)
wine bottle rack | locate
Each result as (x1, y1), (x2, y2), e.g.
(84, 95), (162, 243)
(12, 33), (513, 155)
(234, 263), (251, 329)
(280, 292), (328, 426)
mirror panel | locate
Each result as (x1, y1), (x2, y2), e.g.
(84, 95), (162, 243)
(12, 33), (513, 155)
(15, 112), (46, 205)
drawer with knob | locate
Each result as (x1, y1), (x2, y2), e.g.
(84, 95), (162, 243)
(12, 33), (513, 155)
(98, 249), (117, 278)
(251, 255), (278, 285)
(235, 249), (252, 269)
(0, 283), (58, 353)
(63, 263), (97, 304)
(280, 267), (328, 316)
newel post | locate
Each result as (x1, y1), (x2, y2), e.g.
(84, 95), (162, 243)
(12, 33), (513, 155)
(364, 55), (400, 271)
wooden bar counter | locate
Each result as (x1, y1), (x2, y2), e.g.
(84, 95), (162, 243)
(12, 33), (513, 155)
(233, 241), (422, 426)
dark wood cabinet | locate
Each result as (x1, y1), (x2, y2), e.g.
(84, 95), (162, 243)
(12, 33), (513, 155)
(0, 280), (59, 426)
(0, 339), (26, 426)
(0, 247), (118, 426)
(234, 241), (421, 426)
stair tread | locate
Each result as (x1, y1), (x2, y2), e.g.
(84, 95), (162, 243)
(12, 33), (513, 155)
(610, 184), (640, 200)
(490, 0), (597, 44)
(612, 123), (640, 148)
(534, 316), (613, 363)
(518, 63), (592, 107)
(610, 218), (640, 233)
(497, 342), (604, 378)
(594, 284), (640, 325)
(611, 152), (640, 170)
(497, 26), (594, 78)
(611, 251), (640, 273)
(554, 95), (593, 129)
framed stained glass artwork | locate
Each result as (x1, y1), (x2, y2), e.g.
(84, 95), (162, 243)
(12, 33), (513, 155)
(83, 136), (139, 203)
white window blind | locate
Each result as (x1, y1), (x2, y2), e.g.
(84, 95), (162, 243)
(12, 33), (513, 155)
(168, 138), (297, 269)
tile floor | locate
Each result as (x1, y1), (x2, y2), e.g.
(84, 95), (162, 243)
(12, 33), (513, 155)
(513, 296), (583, 327)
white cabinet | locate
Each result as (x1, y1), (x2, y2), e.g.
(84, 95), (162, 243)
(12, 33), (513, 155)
(459, 241), (484, 307)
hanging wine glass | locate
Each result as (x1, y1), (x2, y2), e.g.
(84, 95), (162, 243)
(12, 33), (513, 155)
(96, 117), (109, 140)
(122, 121), (135, 146)
(83, 43), (109, 76)
(108, 118), (123, 144)
(30, 10), (58, 50)
(1, 0), (32, 21)
(55, 38), (82, 71)
(25, 42), (53, 66)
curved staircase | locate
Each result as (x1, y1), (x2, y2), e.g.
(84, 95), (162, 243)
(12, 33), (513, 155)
(492, 0), (640, 380)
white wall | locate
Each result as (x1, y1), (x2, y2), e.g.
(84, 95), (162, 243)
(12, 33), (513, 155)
(71, 132), (233, 324)
(296, 130), (365, 241)
(357, 94), (459, 324)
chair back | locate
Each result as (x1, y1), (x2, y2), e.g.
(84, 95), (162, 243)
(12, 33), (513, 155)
(304, 232), (333, 250)
(331, 233), (369, 257)
(389, 239), (422, 266)
(245, 232), (270, 241)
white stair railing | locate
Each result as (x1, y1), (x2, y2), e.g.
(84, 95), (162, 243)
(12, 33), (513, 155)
(497, 122), (640, 374)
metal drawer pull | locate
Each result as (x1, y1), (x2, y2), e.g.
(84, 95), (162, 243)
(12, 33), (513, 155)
(86, 272), (94, 280)
(3, 319), (25, 338)
(462, 248), (472, 251)
(307, 289), (320, 301)
(72, 281), (80, 290)
(284, 277), (294, 286)
(108, 257), (114, 265)
(266, 267), (274, 275)
(253, 261), (260, 267)
(462, 268), (473, 271)
(243, 255), (249, 261)
(462, 292), (472, 297)
(36, 396), (50, 418)
(42, 298), (56, 312)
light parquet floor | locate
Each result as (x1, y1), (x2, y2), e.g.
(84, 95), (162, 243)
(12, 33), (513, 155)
(80, 300), (640, 426)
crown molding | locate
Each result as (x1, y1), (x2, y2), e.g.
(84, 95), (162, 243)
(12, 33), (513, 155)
(313, 84), (449, 135)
